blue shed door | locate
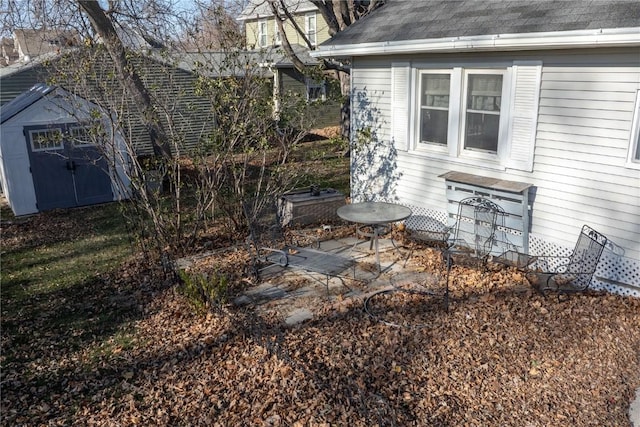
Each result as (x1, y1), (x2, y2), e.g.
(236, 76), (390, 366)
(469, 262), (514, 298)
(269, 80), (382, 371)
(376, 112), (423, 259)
(25, 124), (113, 211)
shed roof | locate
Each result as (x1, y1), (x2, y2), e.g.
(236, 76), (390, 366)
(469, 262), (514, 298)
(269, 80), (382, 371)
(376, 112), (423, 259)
(317, 0), (640, 55)
(0, 83), (55, 124)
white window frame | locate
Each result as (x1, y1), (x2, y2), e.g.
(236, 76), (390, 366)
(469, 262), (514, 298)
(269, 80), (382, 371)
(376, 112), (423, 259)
(305, 12), (317, 46)
(305, 77), (326, 102)
(459, 69), (509, 163)
(626, 89), (640, 169)
(415, 70), (452, 155)
(258, 19), (268, 47)
(411, 67), (510, 166)
(29, 128), (64, 152)
(69, 125), (98, 148)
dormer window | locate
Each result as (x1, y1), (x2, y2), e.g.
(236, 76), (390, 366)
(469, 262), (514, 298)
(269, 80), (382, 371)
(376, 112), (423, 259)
(305, 13), (316, 46)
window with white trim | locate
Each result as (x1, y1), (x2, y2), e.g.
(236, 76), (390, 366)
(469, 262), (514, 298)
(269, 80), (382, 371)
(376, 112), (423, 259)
(258, 19), (268, 47)
(306, 77), (325, 102)
(305, 13), (316, 46)
(30, 128), (64, 151)
(69, 125), (99, 147)
(395, 62), (541, 172)
(419, 72), (450, 146)
(463, 72), (503, 153)
(627, 89), (640, 168)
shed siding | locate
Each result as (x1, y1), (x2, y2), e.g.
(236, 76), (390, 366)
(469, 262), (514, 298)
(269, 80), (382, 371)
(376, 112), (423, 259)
(350, 49), (640, 262)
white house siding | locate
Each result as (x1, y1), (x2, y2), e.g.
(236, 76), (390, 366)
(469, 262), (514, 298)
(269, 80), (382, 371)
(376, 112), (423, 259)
(350, 48), (640, 276)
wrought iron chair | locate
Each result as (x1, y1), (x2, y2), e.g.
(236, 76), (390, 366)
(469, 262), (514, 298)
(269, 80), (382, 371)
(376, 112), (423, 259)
(243, 197), (357, 294)
(442, 197), (507, 302)
(526, 224), (608, 295)
(402, 197), (506, 309)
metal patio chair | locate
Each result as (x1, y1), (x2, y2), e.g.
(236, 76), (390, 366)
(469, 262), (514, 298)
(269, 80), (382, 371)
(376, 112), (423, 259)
(526, 224), (608, 295)
(441, 197), (507, 304)
(402, 197), (506, 309)
(243, 197), (357, 294)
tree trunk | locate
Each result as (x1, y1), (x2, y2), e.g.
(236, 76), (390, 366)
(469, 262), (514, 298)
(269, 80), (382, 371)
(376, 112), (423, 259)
(78, 0), (172, 160)
(338, 70), (350, 144)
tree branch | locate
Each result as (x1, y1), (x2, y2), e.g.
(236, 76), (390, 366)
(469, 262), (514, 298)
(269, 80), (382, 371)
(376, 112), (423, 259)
(77, 0), (171, 160)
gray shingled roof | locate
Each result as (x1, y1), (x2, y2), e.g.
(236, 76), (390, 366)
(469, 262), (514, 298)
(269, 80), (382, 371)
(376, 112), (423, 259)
(322, 0), (640, 47)
(157, 44), (318, 77)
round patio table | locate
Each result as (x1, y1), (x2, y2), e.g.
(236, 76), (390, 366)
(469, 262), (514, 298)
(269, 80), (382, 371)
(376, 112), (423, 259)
(337, 202), (412, 273)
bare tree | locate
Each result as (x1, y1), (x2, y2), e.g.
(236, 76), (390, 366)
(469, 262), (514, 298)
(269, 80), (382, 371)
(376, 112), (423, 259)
(4, 0), (320, 277)
(78, 1), (172, 160)
(178, 1), (245, 51)
(266, 0), (385, 139)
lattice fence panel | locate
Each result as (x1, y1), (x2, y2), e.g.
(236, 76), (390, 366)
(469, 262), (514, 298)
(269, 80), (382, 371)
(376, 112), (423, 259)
(529, 234), (640, 297)
(402, 204), (449, 230)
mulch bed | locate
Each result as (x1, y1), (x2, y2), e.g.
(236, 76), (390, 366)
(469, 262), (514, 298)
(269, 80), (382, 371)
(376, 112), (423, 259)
(2, 222), (640, 426)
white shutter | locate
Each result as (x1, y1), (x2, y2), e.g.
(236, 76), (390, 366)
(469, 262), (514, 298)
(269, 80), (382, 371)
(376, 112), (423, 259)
(506, 62), (542, 172)
(391, 62), (411, 151)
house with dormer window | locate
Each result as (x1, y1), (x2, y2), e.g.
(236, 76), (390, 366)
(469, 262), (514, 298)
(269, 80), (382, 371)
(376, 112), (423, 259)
(238, 0), (340, 127)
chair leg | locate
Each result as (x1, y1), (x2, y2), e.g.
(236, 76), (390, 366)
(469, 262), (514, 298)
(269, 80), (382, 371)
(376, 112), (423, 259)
(403, 247), (413, 268)
(445, 252), (453, 311)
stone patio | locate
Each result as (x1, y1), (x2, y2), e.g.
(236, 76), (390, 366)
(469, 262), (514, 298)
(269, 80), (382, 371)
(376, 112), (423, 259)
(232, 235), (441, 325)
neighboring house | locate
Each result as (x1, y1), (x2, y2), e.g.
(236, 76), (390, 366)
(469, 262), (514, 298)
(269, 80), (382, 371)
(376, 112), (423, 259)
(238, 0), (340, 127)
(238, 0), (331, 49)
(1, 37), (19, 66)
(313, 0), (640, 294)
(0, 47), (215, 156)
(0, 84), (130, 216)
(13, 28), (78, 62)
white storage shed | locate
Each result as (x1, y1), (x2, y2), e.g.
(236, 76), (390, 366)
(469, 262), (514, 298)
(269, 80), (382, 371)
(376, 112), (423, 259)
(0, 84), (130, 216)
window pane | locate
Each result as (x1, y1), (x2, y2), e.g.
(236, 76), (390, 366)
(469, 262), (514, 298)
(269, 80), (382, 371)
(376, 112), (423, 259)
(306, 14), (316, 45)
(70, 126), (96, 146)
(306, 78), (325, 101)
(635, 130), (640, 161)
(465, 112), (500, 151)
(421, 109), (448, 144)
(420, 73), (449, 145)
(259, 21), (267, 46)
(421, 74), (450, 107)
(465, 74), (502, 152)
(31, 129), (64, 151)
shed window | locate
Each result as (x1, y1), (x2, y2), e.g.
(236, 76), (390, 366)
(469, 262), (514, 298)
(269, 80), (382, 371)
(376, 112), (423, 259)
(30, 129), (64, 151)
(70, 126), (98, 147)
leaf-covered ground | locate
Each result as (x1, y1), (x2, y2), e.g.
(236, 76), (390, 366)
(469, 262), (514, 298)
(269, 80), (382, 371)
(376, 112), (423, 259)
(2, 210), (640, 426)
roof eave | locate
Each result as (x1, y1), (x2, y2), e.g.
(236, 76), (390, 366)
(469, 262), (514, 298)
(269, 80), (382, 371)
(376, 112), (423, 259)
(312, 27), (640, 58)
